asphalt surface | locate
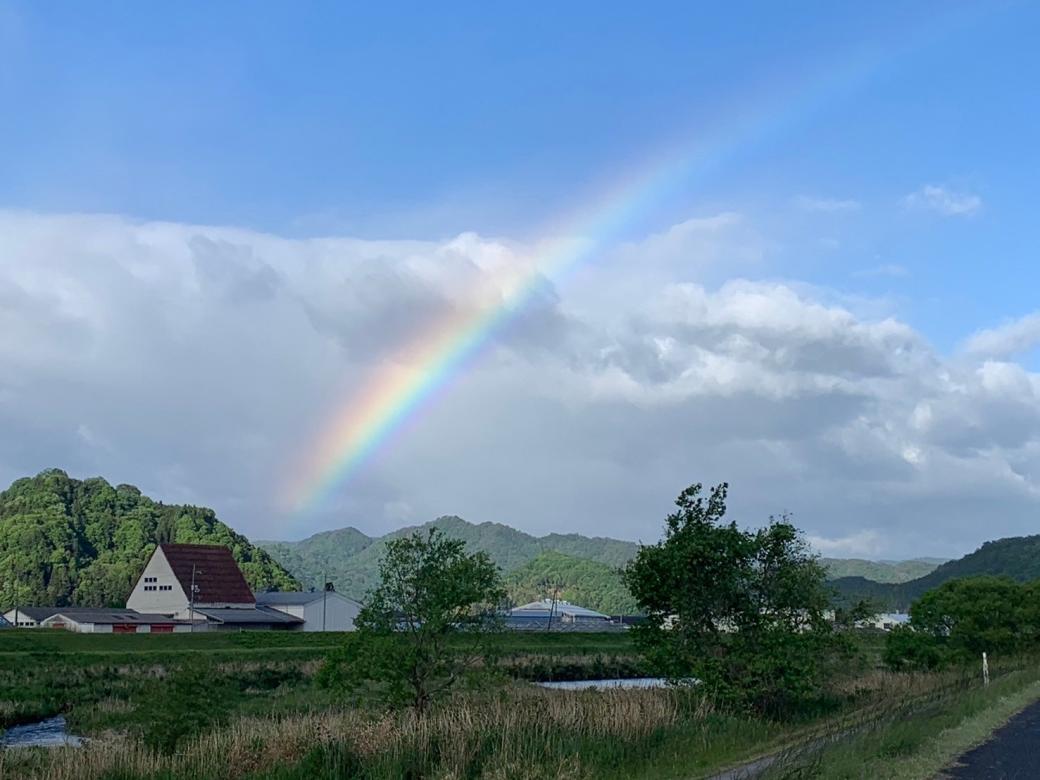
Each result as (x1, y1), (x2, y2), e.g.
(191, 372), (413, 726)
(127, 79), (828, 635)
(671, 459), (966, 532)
(944, 699), (1040, 779)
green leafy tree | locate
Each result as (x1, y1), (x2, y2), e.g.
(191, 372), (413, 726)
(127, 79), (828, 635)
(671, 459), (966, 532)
(321, 528), (505, 715)
(885, 576), (1037, 670)
(624, 482), (836, 714)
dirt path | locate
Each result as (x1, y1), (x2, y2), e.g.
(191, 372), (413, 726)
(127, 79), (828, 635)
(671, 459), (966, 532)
(942, 698), (1040, 779)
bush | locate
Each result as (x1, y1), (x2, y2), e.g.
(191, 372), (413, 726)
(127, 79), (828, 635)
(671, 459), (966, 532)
(885, 576), (1040, 671)
(883, 625), (947, 671)
(134, 662), (235, 753)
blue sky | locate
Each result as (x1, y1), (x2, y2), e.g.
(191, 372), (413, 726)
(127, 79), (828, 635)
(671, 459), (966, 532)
(3, 2), (1037, 350)
(2, 2), (1040, 555)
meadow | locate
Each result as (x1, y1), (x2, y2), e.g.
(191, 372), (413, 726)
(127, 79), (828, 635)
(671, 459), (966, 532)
(0, 629), (1036, 779)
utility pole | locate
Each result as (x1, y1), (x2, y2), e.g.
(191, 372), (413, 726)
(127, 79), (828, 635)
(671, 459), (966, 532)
(546, 584), (560, 632)
(322, 572), (328, 632)
(189, 564), (198, 632)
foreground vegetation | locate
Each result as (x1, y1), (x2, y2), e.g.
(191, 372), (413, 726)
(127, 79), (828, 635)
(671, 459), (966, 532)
(766, 661), (1040, 778)
(2, 630), (1033, 779)
(6, 477), (1040, 778)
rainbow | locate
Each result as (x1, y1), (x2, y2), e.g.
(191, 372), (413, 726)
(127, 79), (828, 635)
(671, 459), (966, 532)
(281, 17), (968, 514)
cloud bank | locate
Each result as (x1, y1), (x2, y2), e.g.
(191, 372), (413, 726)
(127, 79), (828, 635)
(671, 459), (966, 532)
(2, 210), (1038, 558)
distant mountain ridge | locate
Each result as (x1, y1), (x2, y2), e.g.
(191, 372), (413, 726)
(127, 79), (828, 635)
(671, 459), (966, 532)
(259, 518), (944, 613)
(831, 535), (1040, 610)
(259, 516), (640, 610)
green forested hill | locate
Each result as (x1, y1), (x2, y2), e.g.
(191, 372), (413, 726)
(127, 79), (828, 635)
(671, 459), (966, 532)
(261, 517), (958, 613)
(504, 550), (638, 614)
(0, 469), (298, 608)
(261, 516), (641, 609)
(831, 535), (1040, 610)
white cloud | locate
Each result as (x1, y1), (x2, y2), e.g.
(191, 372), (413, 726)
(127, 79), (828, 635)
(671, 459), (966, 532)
(902, 185), (981, 217)
(3, 210), (1040, 558)
(808, 530), (883, 557)
(962, 312), (1040, 359)
(794, 196), (861, 213)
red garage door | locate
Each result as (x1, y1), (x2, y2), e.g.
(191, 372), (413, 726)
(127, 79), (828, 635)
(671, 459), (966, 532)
(150, 624), (174, 633)
(113, 624), (138, 634)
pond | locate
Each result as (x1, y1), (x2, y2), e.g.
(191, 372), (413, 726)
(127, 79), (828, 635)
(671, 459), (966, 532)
(536, 677), (677, 690)
(0, 716), (85, 749)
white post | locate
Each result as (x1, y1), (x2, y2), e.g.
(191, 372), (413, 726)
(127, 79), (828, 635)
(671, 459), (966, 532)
(982, 652), (990, 686)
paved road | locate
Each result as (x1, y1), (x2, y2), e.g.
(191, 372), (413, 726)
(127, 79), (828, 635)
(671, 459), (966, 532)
(944, 699), (1040, 779)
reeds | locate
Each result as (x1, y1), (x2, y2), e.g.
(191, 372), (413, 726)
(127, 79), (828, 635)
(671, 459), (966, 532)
(0, 687), (685, 780)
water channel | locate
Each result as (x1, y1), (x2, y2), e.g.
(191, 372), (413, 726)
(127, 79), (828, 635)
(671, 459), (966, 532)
(536, 677), (675, 690)
(0, 716), (85, 749)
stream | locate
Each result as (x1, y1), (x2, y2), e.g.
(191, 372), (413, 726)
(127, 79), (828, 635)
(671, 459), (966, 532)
(0, 716), (85, 749)
(536, 677), (675, 690)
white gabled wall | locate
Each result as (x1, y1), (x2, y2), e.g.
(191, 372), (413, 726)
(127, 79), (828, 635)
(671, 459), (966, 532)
(2, 609), (39, 627)
(298, 592), (360, 632)
(126, 546), (190, 616)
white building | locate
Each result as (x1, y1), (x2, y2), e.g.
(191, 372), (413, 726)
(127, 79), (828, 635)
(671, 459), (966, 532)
(2, 606), (57, 628)
(127, 543), (259, 619)
(255, 591), (361, 632)
(858, 612), (911, 631)
(39, 609), (190, 633)
(127, 543), (355, 631)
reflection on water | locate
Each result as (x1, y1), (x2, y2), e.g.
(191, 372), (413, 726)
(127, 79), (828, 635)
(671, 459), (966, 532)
(536, 677), (676, 690)
(1, 716), (85, 749)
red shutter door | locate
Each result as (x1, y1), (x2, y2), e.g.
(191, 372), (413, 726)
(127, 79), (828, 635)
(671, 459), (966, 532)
(113, 624), (138, 634)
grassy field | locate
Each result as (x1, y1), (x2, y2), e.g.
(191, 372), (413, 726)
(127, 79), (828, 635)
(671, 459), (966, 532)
(0, 628), (1033, 779)
(761, 662), (1040, 778)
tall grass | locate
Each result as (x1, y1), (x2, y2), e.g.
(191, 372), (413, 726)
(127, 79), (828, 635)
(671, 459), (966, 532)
(3, 666), (1001, 780)
(0, 688), (688, 780)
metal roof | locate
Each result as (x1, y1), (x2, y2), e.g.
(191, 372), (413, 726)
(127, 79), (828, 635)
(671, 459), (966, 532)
(3, 607), (60, 621)
(255, 591), (323, 606)
(45, 609), (182, 625)
(255, 591), (360, 607)
(159, 544), (255, 605)
(509, 600), (610, 619)
(194, 606), (304, 624)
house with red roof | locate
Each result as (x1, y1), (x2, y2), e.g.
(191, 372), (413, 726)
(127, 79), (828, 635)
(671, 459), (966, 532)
(126, 543), (305, 631)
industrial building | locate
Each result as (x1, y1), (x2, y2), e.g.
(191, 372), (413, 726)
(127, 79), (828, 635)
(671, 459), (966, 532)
(505, 599), (614, 631)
